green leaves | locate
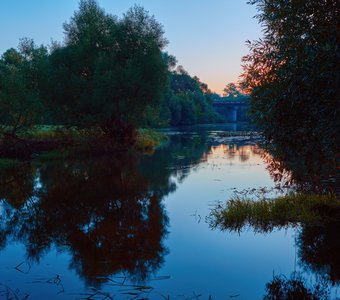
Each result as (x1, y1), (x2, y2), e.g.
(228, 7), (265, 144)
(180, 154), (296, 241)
(47, 0), (168, 140)
(242, 0), (339, 160)
(0, 41), (46, 138)
(241, 0), (340, 190)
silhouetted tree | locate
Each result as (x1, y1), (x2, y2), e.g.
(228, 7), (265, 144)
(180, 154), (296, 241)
(241, 0), (340, 176)
(223, 83), (240, 98)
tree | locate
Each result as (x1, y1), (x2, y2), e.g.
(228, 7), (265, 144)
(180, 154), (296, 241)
(0, 39), (47, 139)
(48, 0), (168, 144)
(241, 0), (340, 184)
(142, 61), (221, 127)
(223, 83), (240, 98)
(167, 68), (219, 125)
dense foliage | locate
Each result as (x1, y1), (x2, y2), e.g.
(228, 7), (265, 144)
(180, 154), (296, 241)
(222, 82), (249, 102)
(0, 0), (222, 152)
(241, 0), (340, 186)
(46, 1), (168, 143)
(0, 0), (169, 145)
(157, 66), (219, 126)
(0, 39), (48, 137)
(139, 48), (223, 127)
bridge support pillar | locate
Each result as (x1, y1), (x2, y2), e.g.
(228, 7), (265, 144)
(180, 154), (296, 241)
(226, 106), (238, 122)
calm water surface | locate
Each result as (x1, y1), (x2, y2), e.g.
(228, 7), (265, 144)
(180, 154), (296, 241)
(0, 125), (338, 299)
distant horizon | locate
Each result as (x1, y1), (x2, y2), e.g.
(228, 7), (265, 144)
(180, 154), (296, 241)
(0, 0), (262, 95)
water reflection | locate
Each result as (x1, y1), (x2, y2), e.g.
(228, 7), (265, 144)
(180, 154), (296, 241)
(210, 198), (340, 297)
(0, 154), (169, 285)
(264, 273), (330, 299)
(208, 130), (339, 297)
(263, 217), (339, 299)
(139, 132), (211, 185)
(0, 125), (338, 298)
(208, 144), (264, 163)
(0, 162), (35, 209)
(262, 137), (340, 294)
(0, 132), (215, 289)
(0, 129), (276, 298)
(263, 142), (340, 194)
(298, 209), (340, 284)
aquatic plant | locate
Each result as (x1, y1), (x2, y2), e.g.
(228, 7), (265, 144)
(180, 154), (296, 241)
(209, 193), (339, 233)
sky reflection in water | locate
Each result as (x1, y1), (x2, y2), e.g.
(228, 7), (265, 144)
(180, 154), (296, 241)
(0, 125), (338, 299)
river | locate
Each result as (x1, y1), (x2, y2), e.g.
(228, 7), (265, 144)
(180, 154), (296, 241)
(0, 124), (338, 299)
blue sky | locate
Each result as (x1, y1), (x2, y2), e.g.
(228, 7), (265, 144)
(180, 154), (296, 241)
(0, 0), (262, 94)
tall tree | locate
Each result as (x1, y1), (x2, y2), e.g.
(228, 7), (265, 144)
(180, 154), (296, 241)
(241, 0), (340, 183)
(0, 39), (47, 139)
(48, 0), (168, 144)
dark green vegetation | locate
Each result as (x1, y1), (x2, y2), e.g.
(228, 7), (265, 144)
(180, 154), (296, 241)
(222, 82), (248, 102)
(50, 3), (167, 138)
(144, 65), (222, 127)
(0, 0), (221, 158)
(135, 128), (169, 153)
(242, 0), (340, 191)
(0, 3), (167, 141)
(210, 193), (340, 233)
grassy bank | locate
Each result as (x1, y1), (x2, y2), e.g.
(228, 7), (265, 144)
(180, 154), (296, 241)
(0, 158), (20, 169)
(209, 193), (340, 233)
(134, 128), (168, 153)
(0, 126), (168, 159)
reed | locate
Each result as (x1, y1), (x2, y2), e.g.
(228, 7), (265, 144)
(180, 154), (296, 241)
(209, 193), (340, 233)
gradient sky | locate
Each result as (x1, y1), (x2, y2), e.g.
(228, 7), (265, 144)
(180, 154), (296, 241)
(0, 0), (262, 94)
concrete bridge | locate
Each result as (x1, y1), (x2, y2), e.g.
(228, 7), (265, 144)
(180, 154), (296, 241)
(212, 100), (250, 122)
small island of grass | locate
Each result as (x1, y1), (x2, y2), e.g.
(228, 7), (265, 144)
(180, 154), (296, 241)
(209, 193), (340, 233)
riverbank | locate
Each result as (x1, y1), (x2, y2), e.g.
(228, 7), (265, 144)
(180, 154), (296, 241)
(0, 126), (168, 159)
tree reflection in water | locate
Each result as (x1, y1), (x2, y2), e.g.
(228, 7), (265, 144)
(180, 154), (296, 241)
(0, 153), (169, 286)
(210, 199), (340, 298)
(0, 131), (214, 290)
(264, 273), (330, 300)
(262, 142), (340, 195)
(265, 143), (340, 296)
(210, 140), (340, 298)
(298, 208), (340, 284)
(263, 212), (340, 299)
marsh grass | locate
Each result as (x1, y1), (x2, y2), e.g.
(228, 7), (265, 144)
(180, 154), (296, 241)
(209, 193), (340, 233)
(0, 126), (167, 159)
(134, 128), (168, 153)
(22, 125), (82, 140)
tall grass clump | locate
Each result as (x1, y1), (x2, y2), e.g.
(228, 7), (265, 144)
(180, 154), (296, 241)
(209, 193), (340, 233)
(134, 129), (168, 153)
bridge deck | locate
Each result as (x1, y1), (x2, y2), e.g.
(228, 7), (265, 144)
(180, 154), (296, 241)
(212, 101), (249, 106)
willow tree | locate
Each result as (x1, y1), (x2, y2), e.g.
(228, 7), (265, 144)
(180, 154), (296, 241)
(241, 0), (340, 187)
(48, 0), (168, 144)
